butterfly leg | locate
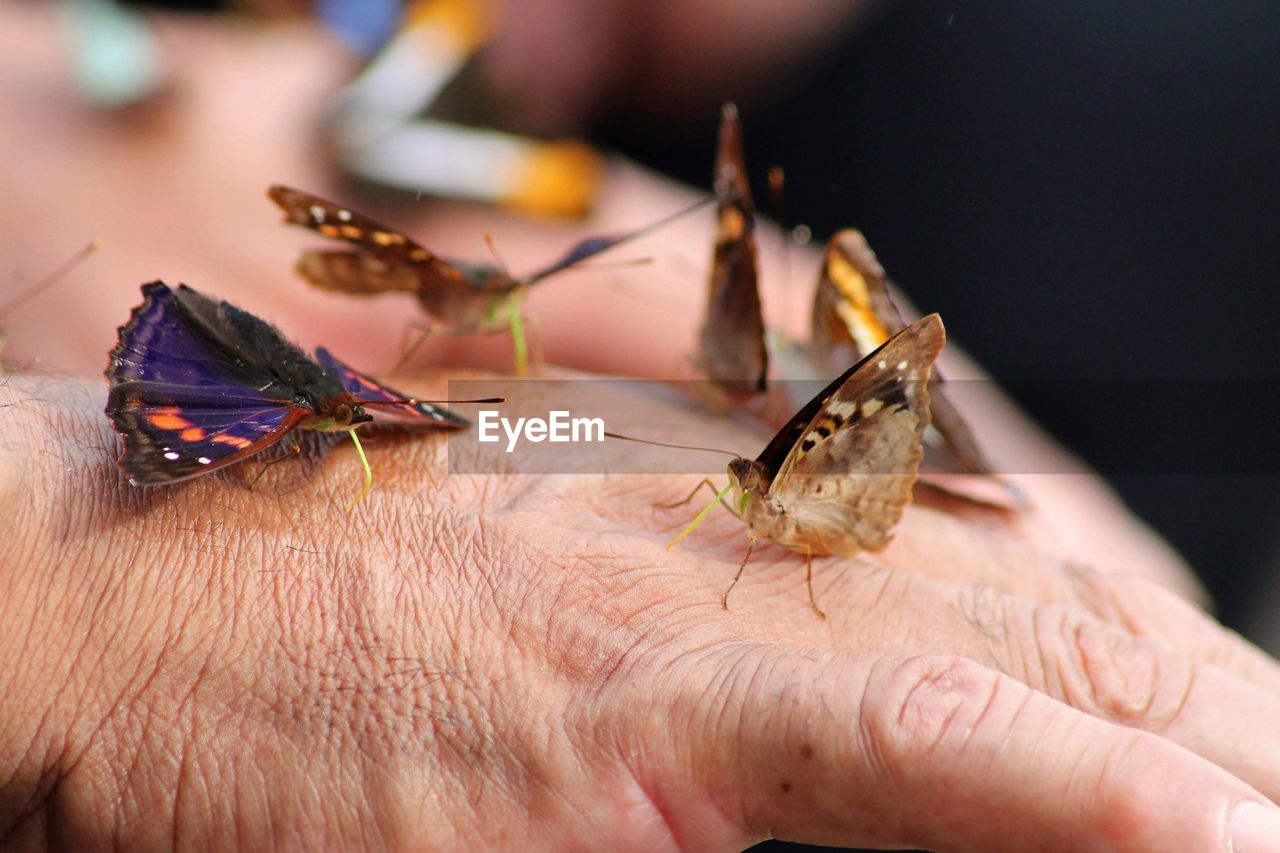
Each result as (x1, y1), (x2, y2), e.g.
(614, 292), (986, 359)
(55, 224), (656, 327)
(804, 545), (826, 620)
(658, 478), (739, 516)
(722, 537), (756, 610)
(247, 439), (302, 491)
(394, 320), (443, 374)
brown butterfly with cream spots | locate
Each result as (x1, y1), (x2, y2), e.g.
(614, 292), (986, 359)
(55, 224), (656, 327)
(670, 313), (945, 617)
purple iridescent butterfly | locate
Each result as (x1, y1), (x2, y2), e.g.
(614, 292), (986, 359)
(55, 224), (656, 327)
(105, 281), (466, 486)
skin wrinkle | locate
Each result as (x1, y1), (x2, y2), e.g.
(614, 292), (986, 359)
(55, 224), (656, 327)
(1034, 605), (1079, 711)
(0, 740), (61, 846)
(659, 642), (758, 836)
(169, 655), (211, 849)
(586, 596), (737, 707)
(1062, 564), (1280, 698)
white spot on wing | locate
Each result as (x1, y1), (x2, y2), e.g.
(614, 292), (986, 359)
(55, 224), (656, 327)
(877, 360), (887, 369)
(897, 360), (909, 371)
(337, 209), (353, 222)
(827, 401), (859, 419)
(198, 456), (212, 465)
(310, 205), (326, 223)
(164, 451), (180, 460)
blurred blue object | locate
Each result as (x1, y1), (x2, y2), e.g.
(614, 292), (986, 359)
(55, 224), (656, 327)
(317, 0), (403, 57)
(58, 0), (164, 108)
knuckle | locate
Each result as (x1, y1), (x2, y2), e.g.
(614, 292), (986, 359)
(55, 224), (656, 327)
(860, 655), (1004, 774)
(1038, 610), (1194, 731)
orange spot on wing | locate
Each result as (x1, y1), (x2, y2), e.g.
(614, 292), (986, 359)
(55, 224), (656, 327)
(212, 434), (252, 449)
(340, 225), (364, 239)
(179, 427), (206, 441)
(147, 412), (193, 430)
(371, 231), (406, 246)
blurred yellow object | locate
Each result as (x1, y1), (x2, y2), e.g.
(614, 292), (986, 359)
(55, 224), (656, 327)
(405, 0), (490, 53)
(505, 141), (603, 218)
(326, 0), (603, 218)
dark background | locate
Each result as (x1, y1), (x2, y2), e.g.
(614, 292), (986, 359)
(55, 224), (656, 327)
(599, 0), (1280, 639)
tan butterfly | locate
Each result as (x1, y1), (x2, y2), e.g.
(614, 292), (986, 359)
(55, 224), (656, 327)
(670, 313), (945, 616)
(694, 103), (768, 401)
(268, 184), (704, 376)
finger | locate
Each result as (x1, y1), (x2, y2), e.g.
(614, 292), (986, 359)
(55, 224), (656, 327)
(1063, 562), (1280, 700)
(667, 646), (1280, 852)
(816, 567), (1280, 803)
(876, 509), (1280, 700)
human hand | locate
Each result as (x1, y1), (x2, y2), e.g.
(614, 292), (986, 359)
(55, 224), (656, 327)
(2, 374), (1279, 850)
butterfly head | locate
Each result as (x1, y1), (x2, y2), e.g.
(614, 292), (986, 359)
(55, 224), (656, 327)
(305, 396), (375, 432)
(728, 457), (767, 498)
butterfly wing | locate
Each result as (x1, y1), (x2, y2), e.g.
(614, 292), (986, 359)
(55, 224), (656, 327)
(809, 231), (995, 476)
(313, 346), (469, 429)
(810, 230), (905, 368)
(268, 184), (477, 294)
(696, 102), (767, 398)
(105, 282), (311, 484)
(293, 250), (426, 296)
(756, 314), (945, 553)
(107, 388), (306, 485)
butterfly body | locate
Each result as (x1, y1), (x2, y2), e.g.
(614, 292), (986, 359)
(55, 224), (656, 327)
(106, 281), (466, 487)
(725, 313), (944, 558)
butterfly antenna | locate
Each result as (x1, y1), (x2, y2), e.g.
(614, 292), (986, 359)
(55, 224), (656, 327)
(484, 234), (515, 283)
(603, 430), (739, 459)
(361, 396), (504, 407)
(667, 481), (734, 550)
(0, 240), (100, 317)
(575, 256), (655, 274)
(523, 195), (714, 284)
(345, 429), (373, 508)
(767, 166), (792, 302)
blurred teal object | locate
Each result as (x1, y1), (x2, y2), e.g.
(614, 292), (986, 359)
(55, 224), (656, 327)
(59, 0), (164, 108)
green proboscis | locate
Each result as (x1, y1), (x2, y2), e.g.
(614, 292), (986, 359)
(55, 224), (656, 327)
(346, 428), (372, 508)
(667, 482), (735, 550)
(507, 301), (528, 378)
